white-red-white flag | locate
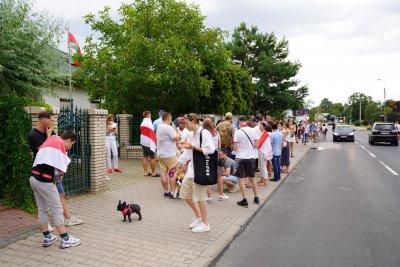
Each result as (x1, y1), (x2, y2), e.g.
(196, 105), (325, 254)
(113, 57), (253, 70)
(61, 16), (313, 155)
(33, 136), (71, 172)
(140, 118), (157, 153)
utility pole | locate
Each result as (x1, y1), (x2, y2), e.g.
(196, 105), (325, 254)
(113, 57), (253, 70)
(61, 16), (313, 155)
(359, 94), (362, 122)
(378, 79), (386, 121)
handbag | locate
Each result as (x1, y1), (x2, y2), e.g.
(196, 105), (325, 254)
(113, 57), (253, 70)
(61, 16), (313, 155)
(193, 129), (218, 185)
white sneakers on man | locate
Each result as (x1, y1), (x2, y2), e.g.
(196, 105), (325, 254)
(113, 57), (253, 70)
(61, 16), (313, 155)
(191, 222), (210, 233)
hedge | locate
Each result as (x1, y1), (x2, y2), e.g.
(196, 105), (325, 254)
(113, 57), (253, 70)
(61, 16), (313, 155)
(0, 96), (36, 213)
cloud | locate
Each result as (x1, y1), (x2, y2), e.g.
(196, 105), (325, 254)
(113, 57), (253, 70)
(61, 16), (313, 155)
(31, 0), (400, 105)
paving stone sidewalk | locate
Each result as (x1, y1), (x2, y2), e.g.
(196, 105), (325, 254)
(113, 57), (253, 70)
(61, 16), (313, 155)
(0, 142), (310, 267)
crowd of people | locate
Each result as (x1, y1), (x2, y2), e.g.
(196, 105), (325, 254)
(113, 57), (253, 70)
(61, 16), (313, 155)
(27, 109), (324, 250)
(138, 111), (307, 233)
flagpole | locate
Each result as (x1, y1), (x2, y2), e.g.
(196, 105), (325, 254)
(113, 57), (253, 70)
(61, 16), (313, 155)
(67, 29), (73, 110)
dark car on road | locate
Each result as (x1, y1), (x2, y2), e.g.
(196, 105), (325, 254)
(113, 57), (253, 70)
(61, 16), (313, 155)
(333, 125), (355, 142)
(369, 122), (399, 146)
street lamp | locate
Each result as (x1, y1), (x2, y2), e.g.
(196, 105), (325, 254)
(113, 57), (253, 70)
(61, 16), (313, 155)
(377, 78), (386, 121)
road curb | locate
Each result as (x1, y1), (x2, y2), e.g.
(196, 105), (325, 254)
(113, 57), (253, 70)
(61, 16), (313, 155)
(190, 144), (311, 267)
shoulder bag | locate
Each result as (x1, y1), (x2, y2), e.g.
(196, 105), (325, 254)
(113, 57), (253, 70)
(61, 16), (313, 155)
(193, 129), (218, 185)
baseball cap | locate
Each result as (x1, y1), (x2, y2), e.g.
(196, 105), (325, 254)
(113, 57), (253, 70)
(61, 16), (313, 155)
(238, 115), (247, 122)
(225, 112), (233, 118)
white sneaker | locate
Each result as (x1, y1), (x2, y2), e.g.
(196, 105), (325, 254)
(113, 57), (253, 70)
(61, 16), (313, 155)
(218, 194), (229, 201)
(191, 222), (210, 233)
(189, 218), (202, 229)
(48, 223), (54, 232)
(59, 235), (81, 249)
(65, 216), (83, 227)
(205, 197), (212, 203)
(42, 233), (58, 247)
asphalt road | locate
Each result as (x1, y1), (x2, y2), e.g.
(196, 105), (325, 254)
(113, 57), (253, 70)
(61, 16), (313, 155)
(213, 129), (400, 267)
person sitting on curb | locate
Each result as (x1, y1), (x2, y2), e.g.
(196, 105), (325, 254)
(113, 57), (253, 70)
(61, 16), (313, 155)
(219, 149), (239, 193)
(30, 131), (81, 248)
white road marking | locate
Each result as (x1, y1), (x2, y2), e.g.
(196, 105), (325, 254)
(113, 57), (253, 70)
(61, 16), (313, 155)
(379, 161), (399, 176)
(354, 137), (398, 176)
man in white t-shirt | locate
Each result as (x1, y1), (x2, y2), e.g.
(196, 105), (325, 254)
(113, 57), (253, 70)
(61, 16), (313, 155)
(234, 115), (259, 208)
(157, 112), (180, 199)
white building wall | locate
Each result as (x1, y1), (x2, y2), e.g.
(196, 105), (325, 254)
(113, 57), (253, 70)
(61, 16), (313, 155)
(43, 86), (98, 110)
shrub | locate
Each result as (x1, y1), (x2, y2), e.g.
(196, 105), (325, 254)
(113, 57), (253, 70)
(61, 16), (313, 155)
(0, 96), (36, 213)
(354, 120), (361, 126)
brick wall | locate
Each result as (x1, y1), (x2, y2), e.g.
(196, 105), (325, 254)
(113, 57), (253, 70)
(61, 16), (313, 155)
(117, 114), (133, 159)
(88, 109), (108, 192)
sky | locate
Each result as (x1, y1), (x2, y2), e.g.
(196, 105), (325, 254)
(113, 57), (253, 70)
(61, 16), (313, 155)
(33, 0), (400, 107)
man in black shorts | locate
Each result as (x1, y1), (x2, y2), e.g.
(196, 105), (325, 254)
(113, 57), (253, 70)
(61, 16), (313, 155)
(233, 115), (260, 208)
(140, 110), (159, 177)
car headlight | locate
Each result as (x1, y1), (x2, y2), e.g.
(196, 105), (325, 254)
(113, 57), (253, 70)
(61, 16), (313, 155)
(349, 132), (354, 136)
(333, 133), (338, 136)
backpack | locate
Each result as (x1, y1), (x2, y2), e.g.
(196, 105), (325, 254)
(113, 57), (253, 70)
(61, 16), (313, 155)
(218, 121), (231, 148)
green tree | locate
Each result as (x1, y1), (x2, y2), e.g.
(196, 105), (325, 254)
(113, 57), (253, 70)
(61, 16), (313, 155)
(198, 62), (252, 115)
(225, 22), (308, 116)
(319, 98), (333, 113)
(0, 0), (65, 99)
(347, 92), (380, 123)
(75, 0), (244, 115)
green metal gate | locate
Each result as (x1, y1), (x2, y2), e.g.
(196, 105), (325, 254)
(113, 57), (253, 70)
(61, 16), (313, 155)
(58, 106), (91, 195)
(130, 117), (142, 145)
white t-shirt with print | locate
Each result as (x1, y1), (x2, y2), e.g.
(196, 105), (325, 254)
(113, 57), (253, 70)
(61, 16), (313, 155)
(234, 126), (259, 159)
(157, 124), (177, 158)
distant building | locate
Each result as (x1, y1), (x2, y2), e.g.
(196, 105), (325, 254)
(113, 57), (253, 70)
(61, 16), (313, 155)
(43, 57), (98, 110)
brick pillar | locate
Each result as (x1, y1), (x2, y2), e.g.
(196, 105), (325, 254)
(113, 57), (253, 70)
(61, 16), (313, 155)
(117, 114), (133, 159)
(88, 109), (108, 192)
(24, 106), (59, 134)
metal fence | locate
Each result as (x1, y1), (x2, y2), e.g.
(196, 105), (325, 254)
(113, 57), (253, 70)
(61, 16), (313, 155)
(58, 106), (91, 195)
(130, 117), (142, 145)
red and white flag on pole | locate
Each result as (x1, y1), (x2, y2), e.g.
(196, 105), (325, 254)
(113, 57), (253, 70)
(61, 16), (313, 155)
(68, 32), (81, 66)
(33, 136), (71, 173)
(140, 118), (157, 153)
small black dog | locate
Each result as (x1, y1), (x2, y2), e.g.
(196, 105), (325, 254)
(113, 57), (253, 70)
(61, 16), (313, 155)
(117, 200), (142, 222)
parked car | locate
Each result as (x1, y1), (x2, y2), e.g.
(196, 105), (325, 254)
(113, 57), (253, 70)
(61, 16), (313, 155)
(333, 125), (355, 142)
(368, 122), (399, 146)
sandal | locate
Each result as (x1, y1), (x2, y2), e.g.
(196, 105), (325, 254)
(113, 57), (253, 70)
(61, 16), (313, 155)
(282, 169), (289, 173)
(257, 180), (267, 186)
(144, 172), (151, 176)
(245, 184), (252, 188)
(151, 173), (160, 177)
